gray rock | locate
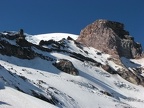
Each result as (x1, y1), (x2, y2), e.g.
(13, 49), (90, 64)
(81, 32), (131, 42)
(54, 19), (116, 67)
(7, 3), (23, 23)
(53, 59), (79, 75)
(77, 19), (142, 59)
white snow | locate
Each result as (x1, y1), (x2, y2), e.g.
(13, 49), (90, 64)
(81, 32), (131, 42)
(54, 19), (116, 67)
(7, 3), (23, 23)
(26, 33), (79, 45)
(130, 58), (144, 67)
(0, 87), (57, 108)
(1, 52), (144, 108)
(1, 32), (144, 108)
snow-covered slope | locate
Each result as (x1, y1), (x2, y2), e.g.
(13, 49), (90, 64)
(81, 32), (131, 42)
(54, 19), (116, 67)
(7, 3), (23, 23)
(1, 32), (144, 108)
(0, 87), (57, 108)
(25, 33), (78, 45)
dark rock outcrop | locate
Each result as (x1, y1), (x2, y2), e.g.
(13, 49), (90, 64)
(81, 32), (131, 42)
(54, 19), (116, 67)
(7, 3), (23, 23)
(117, 68), (144, 86)
(0, 40), (35, 59)
(53, 59), (79, 75)
(39, 39), (66, 50)
(16, 29), (32, 47)
(0, 31), (53, 60)
(101, 64), (117, 74)
(16, 37), (32, 47)
(77, 19), (142, 59)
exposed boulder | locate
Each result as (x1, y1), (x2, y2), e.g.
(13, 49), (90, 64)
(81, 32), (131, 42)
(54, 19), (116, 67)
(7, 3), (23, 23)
(100, 91), (112, 97)
(101, 64), (117, 74)
(77, 19), (142, 59)
(53, 59), (79, 75)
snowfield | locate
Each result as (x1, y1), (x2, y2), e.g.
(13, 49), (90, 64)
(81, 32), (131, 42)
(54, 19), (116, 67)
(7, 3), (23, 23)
(0, 87), (57, 108)
(0, 32), (144, 108)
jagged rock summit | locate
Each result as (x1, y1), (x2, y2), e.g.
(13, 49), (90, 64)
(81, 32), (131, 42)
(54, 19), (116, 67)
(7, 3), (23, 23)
(77, 19), (142, 59)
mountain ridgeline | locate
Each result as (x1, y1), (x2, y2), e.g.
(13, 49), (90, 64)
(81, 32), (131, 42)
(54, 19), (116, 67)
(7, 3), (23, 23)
(0, 20), (144, 108)
(0, 20), (144, 86)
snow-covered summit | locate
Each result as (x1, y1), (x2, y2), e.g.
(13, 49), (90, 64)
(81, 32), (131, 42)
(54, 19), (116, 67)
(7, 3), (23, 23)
(26, 33), (79, 45)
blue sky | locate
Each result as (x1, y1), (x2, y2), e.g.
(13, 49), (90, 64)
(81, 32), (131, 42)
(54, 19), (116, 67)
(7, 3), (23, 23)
(0, 0), (143, 46)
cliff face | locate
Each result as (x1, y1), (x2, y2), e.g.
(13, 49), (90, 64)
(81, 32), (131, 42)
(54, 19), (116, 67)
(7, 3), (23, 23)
(77, 19), (142, 59)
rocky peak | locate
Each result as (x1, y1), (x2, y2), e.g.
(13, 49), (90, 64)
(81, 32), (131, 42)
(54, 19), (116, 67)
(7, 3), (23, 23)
(77, 19), (142, 60)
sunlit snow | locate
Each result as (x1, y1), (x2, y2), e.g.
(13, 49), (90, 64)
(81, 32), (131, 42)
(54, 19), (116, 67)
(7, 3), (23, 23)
(0, 32), (144, 108)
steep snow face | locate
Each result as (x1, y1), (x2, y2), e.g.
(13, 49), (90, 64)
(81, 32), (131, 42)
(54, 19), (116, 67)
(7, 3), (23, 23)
(25, 33), (79, 45)
(1, 32), (144, 108)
